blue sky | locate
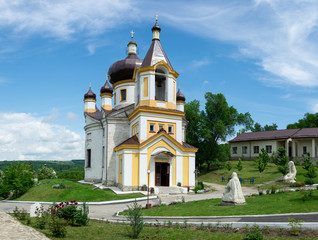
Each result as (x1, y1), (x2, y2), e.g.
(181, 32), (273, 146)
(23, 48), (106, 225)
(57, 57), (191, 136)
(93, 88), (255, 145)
(1, 0), (318, 160)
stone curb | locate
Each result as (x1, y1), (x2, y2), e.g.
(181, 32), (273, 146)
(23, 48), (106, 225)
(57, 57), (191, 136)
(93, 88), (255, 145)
(90, 218), (318, 230)
(115, 211), (318, 219)
(0, 196), (157, 206)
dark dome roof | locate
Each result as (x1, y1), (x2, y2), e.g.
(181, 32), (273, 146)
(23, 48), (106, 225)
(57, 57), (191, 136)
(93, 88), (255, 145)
(100, 80), (113, 94)
(84, 88), (96, 100)
(176, 89), (185, 101)
(108, 54), (143, 84)
(152, 21), (161, 32)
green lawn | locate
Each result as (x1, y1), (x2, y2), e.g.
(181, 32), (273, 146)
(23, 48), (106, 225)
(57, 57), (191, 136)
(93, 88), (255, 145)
(139, 190), (318, 217)
(15, 179), (144, 202)
(198, 161), (318, 185)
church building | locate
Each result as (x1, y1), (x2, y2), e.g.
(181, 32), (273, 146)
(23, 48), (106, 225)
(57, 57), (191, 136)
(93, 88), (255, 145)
(83, 19), (197, 190)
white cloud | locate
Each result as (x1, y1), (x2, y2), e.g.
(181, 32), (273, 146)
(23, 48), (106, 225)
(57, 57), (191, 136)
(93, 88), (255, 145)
(0, 112), (84, 160)
(66, 112), (79, 121)
(42, 108), (59, 123)
(192, 58), (211, 68)
(203, 80), (209, 84)
(311, 102), (318, 113)
(0, 0), (140, 40)
(158, 0), (318, 87)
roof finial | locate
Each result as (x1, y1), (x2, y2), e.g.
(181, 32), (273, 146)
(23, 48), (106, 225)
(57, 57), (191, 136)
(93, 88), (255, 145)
(89, 82), (92, 89)
(155, 14), (159, 22)
(178, 82), (180, 90)
(105, 74), (110, 82)
(130, 30), (135, 39)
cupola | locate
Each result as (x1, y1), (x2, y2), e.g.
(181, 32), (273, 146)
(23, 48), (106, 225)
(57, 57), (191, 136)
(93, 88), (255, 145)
(84, 84), (96, 113)
(152, 14), (161, 40)
(176, 88), (185, 112)
(100, 76), (113, 111)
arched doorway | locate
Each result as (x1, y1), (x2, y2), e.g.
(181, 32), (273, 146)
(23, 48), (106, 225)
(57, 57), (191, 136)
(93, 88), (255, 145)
(152, 151), (174, 186)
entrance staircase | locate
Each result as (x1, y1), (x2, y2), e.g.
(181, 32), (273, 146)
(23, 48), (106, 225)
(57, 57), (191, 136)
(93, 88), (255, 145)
(157, 186), (183, 196)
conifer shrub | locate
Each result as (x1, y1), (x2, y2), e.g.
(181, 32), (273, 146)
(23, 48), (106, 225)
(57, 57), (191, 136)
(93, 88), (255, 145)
(125, 200), (144, 239)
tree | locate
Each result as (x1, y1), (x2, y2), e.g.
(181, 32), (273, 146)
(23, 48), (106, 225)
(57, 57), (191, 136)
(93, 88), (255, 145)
(125, 200), (144, 238)
(252, 122), (278, 132)
(236, 159), (243, 172)
(185, 92), (253, 170)
(287, 113), (318, 129)
(0, 162), (34, 199)
(256, 148), (269, 178)
(302, 153), (312, 171)
(273, 147), (289, 175)
(38, 165), (57, 180)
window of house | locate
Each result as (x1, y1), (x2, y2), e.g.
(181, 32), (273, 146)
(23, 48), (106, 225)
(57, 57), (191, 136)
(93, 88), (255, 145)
(159, 124), (164, 131)
(232, 147), (237, 154)
(303, 146), (307, 155)
(149, 123), (155, 132)
(120, 89), (127, 102)
(155, 68), (166, 101)
(87, 149), (91, 168)
(254, 146), (259, 154)
(242, 146), (248, 154)
(266, 145), (272, 153)
(168, 125), (173, 134)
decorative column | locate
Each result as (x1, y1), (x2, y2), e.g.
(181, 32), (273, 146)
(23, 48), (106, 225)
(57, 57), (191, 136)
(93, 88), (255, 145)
(312, 139), (316, 158)
(285, 139), (289, 156)
(292, 140), (296, 158)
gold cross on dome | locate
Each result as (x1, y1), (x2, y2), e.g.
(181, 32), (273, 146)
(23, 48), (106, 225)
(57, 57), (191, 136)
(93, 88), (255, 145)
(178, 83), (180, 90)
(130, 30), (135, 39)
(155, 14), (159, 21)
(89, 82), (92, 88)
(105, 74), (109, 81)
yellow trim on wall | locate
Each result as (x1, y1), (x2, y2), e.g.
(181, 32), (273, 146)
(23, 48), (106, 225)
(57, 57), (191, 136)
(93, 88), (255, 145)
(173, 157), (176, 186)
(100, 92), (113, 97)
(118, 154), (123, 184)
(84, 109), (96, 113)
(83, 98), (96, 102)
(128, 106), (184, 121)
(101, 105), (112, 111)
(120, 88), (127, 102)
(138, 99), (176, 110)
(112, 79), (135, 89)
(132, 153), (139, 186)
(176, 100), (185, 104)
(143, 77), (148, 98)
(131, 121), (139, 138)
(183, 156), (189, 186)
(138, 60), (179, 78)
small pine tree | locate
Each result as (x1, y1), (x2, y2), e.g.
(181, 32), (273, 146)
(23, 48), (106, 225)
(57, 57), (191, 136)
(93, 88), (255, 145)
(306, 165), (317, 179)
(302, 153), (312, 171)
(225, 161), (232, 171)
(237, 159), (243, 172)
(274, 147), (289, 175)
(256, 148), (269, 178)
(126, 200), (144, 238)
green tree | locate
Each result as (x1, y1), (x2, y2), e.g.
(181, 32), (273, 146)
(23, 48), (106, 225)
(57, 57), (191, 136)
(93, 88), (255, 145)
(185, 92), (253, 170)
(252, 122), (278, 132)
(302, 153), (312, 171)
(273, 147), (289, 175)
(225, 161), (232, 171)
(0, 162), (34, 199)
(256, 148), (269, 178)
(125, 200), (144, 238)
(287, 113), (318, 129)
(236, 159), (243, 172)
(38, 165), (57, 180)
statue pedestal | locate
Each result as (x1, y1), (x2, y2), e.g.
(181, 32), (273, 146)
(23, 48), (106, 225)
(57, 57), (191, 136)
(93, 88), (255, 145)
(221, 201), (246, 206)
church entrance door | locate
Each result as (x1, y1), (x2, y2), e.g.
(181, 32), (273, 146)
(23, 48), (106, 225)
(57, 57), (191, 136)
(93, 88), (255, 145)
(155, 162), (169, 186)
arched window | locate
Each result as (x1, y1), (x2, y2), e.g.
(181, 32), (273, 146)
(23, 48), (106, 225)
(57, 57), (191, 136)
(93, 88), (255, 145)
(155, 68), (167, 101)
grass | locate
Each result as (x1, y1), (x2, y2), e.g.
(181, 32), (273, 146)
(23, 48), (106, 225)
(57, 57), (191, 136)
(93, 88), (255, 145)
(139, 190), (318, 217)
(15, 179), (144, 202)
(198, 161), (318, 185)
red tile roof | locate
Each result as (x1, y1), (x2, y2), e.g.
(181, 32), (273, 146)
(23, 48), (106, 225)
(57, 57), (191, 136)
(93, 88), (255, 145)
(229, 128), (318, 143)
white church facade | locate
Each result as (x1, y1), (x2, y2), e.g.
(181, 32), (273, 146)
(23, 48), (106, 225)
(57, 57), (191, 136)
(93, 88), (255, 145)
(83, 20), (197, 190)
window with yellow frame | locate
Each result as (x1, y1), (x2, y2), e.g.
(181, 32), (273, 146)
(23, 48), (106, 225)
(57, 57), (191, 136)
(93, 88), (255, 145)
(120, 89), (127, 102)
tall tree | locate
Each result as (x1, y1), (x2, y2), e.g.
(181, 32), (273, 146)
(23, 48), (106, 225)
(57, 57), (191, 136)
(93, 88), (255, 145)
(185, 92), (253, 170)
(287, 113), (318, 129)
(252, 122), (278, 132)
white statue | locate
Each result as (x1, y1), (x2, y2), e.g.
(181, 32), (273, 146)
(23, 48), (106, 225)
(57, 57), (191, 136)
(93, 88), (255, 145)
(283, 161), (297, 183)
(221, 172), (245, 205)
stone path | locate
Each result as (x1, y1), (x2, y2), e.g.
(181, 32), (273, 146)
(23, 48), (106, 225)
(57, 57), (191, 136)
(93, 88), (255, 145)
(0, 212), (50, 240)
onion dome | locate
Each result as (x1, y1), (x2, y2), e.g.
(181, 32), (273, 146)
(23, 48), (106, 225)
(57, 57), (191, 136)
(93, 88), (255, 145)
(84, 88), (96, 100)
(108, 54), (143, 84)
(152, 21), (161, 32)
(176, 89), (185, 102)
(100, 80), (113, 94)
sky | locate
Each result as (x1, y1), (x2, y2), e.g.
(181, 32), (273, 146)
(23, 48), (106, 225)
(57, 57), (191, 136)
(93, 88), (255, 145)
(1, 0), (318, 161)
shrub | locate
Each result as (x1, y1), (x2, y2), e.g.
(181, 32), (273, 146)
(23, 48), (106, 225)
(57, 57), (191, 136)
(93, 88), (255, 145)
(35, 205), (50, 229)
(49, 215), (67, 238)
(304, 178), (315, 185)
(12, 206), (28, 221)
(0, 162), (34, 199)
(305, 165), (317, 179)
(225, 161), (232, 171)
(270, 185), (277, 194)
(197, 181), (204, 190)
(125, 200), (144, 239)
(150, 187), (154, 194)
(288, 217), (304, 236)
(37, 165), (57, 180)
(302, 153), (312, 171)
(302, 190), (314, 202)
(177, 182), (181, 187)
(236, 159), (243, 172)
(274, 148), (289, 175)
(256, 149), (269, 178)
(244, 225), (263, 240)
(289, 182), (305, 188)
